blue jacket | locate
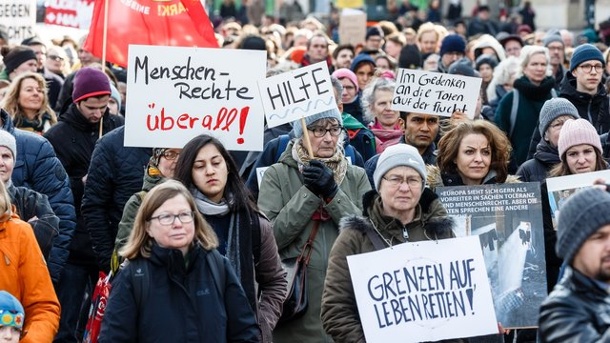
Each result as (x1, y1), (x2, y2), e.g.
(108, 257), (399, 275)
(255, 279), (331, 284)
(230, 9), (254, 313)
(81, 126), (152, 272)
(99, 244), (260, 343)
(0, 109), (76, 283)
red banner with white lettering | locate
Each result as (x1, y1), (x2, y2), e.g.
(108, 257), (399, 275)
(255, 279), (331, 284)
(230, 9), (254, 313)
(84, 0), (218, 67)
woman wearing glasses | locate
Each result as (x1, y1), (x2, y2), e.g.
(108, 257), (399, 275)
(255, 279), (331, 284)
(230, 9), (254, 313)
(112, 147), (182, 272)
(99, 180), (260, 342)
(321, 144), (456, 342)
(174, 134), (286, 343)
(258, 108), (371, 342)
(45, 45), (70, 80)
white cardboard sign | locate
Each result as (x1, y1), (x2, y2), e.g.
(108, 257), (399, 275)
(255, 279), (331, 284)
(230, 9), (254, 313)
(347, 236), (498, 343)
(125, 45), (267, 151)
(392, 68), (482, 118)
(258, 62), (337, 128)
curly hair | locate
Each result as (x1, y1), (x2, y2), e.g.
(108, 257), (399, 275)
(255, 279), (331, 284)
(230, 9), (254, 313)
(437, 120), (512, 183)
(1, 72), (57, 129)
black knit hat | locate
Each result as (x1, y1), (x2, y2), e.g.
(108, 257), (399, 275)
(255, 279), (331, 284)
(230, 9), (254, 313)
(3, 46), (37, 75)
(475, 54), (498, 70)
(440, 34), (466, 56)
(556, 188), (610, 263)
(398, 44), (422, 69)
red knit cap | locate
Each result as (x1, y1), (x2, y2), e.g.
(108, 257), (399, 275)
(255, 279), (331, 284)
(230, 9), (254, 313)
(72, 67), (111, 103)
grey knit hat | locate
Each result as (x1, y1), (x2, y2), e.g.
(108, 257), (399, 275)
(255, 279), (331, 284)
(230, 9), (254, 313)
(543, 30), (564, 47)
(556, 187), (610, 263)
(373, 144), (426, 190)
(0, 129), (17, 161)
(292, 108), (343, 138)
(539, 98), (580, 136)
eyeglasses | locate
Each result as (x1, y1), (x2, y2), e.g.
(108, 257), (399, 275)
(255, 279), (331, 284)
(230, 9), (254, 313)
(383, 176), (423, 188)
(549, 120), (569, 130)
(162, 150), (180, 160)
(308, 126), (343, 137)
(48, 55), (64, 62)
(578, 63), (604, 73)
(149, 212), (194, 226)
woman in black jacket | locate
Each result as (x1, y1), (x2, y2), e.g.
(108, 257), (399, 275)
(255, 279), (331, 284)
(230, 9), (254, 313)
(99, 180), (260, 342)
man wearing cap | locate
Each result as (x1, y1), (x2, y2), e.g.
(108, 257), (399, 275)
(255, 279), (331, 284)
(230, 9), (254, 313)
(322, 144), (455, 342)
(258, 105), (370, 342)
(22, 36), (64, 110)
(538, 187), (610, 341)
(498, 33), (524, 58)
(435, 34), (466, 73)
(543, 31), (566, 90)
(44, 67), (124, 343)
(559, 44), (610, 134)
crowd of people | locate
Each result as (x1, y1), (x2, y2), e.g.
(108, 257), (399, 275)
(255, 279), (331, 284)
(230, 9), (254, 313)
(1, 0), (610, 342)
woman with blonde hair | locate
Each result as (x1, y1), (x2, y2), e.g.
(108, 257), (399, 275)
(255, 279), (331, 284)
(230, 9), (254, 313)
(99, 180), (260, 342)
(1, 72), (57, 134)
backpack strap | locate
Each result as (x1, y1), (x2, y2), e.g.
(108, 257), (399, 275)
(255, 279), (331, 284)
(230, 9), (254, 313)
(206, 250), (226, 297)
(509, 88), (519, 138)
(364, 219), (389, 251)
(275, 135), (291, 162)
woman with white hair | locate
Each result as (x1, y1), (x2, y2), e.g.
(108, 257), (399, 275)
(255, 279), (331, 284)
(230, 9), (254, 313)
(362, 77), (403, 153)
(495, 45), (556, 169)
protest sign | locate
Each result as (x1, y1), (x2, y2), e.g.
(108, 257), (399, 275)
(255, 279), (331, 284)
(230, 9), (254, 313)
(347, 236), (498, 343)
(338, 9), (366, 45)
(125, 45), (266, 151)
(1, 0), (36, 44)
(44, 0), (94, 29)
(336, 0), (364, 9)
(257, 62), (337, 128)
(436, 182), (546, 328)
(546, 169), (610, 230)
(392, 69), (482, 118)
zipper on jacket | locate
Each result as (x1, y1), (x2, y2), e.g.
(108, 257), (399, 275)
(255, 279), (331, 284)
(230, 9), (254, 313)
(588, 99), (593, 124)
(402, 227), (409, 241)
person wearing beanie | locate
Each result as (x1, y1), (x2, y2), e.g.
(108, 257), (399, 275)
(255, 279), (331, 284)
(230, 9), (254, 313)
(551, 118), (606, 176)
(363, 26), (384, 55)
(0, 291), (24, 343)
(332, 68), (366, 125)
(258, 85), (371, 341)
(112, 147), (181, 271)
(43, 67), (124, 342)
(539, 187), (610, 341)
(475, 54), (497, 105)
(0, 176), (61, 343)
(108, 84), (122, 115)
(437, 34), (466, 73)
(350, 53), (376, 90)
(0, 46), (37, 81)
(321, 143), (455, 342)
(517, 98), (580, 183)
(543, 30), (566, 90)
(398, 44), (422, 70)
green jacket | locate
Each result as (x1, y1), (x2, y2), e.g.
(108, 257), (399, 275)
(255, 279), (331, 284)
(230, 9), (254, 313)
(258, 139), (371, 343)
(321, 190), (458, 343)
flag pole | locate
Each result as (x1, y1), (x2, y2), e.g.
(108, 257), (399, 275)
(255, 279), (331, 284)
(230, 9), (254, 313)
(101, 0), (109, 68)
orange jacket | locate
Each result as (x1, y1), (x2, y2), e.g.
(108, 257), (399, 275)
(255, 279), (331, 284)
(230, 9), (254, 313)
(0, 213), (60, 342)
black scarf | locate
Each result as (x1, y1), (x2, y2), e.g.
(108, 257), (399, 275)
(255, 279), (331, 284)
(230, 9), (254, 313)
(513, 76), (555, 101)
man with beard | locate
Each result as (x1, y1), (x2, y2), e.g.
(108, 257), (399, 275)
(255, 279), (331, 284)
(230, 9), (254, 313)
(364, 111), (439, 188)
(539, 187), (610, 341)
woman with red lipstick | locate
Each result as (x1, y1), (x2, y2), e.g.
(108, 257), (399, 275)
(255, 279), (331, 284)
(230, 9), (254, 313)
(174, 134), (286, 343)
(428, 120), (514, 189)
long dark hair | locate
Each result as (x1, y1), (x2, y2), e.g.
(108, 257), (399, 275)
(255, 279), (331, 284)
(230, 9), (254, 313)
(174, 134), (258, 213)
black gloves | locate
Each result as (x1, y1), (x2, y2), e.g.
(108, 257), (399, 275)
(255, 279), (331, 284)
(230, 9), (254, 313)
(302, 160), (338, 199)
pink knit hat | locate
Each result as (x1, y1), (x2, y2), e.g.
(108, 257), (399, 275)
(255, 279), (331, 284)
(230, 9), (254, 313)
(558, 118), (602, 160)
(332, 68), (359, 93)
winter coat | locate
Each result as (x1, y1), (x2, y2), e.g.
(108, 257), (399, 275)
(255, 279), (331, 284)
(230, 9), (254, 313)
(44, 104), (124, 266)
(99, 243), (261, 342)
(559, 72), (610, 134)
(343, 112), (376, 162)
(81, 126), (152, 272)
(321, 189), (457, 342)
(258, 140), (371, 343)
(517, 139), (559, 183)
(539, 266), (610, 342)
(0, 109), (76, 283)
(0, 213), (60, 343)
(495, 76), (556, 167)
(8, 184), (60, 260)
(426, 165), (521, 191)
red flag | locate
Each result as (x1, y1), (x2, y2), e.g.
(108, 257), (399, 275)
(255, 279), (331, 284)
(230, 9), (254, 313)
(84, 0), (218, 67)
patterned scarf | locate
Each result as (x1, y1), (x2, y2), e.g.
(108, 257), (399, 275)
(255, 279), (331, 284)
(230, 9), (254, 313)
(292, 138), (348, 186)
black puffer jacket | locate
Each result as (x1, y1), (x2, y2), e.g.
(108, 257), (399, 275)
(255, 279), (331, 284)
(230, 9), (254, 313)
(539, 266), (610, 342)
(517, 139), (559, 183)
(81, 126), (152, 272)
(44, 105), (125, 265)
(559, 72), (610, 134)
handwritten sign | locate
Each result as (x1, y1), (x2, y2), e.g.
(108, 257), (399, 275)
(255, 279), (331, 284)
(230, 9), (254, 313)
(1, 0), (36, 44)
(437, 182), (547, 328)
(347, 236), (497, 342)
(392, 69), (482, 118)
(125, 45), (266, 150)
(338, 9), (366, 45)
(257, 62), (337, 128)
